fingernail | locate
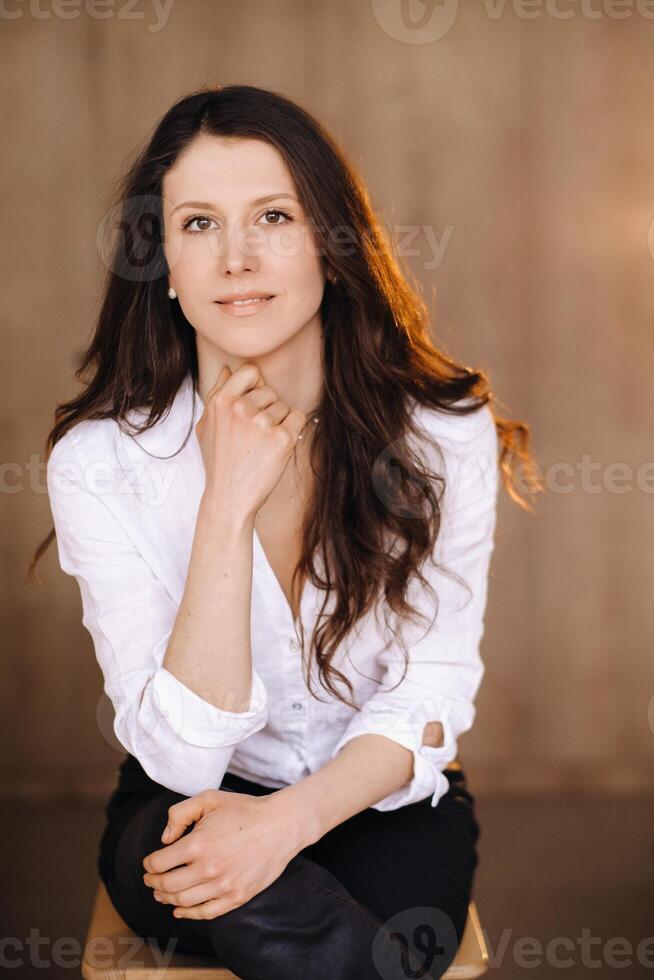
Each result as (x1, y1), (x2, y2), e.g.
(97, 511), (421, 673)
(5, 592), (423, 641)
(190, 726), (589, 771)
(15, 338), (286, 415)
(162, 826), (171, 842)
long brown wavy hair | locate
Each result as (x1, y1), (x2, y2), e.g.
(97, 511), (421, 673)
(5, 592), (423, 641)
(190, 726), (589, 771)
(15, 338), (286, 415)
(28, 84), (543, 710)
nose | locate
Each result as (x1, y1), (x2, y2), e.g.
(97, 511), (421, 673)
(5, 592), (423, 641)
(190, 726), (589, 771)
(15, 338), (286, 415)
(214, 220), (264, 278)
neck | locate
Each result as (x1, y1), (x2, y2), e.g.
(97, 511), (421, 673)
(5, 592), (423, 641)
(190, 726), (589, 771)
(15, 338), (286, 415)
(195, 313), (324, 416)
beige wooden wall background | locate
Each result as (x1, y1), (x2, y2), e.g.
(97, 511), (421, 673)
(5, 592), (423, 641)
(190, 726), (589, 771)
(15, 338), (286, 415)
(3, 0), (653, 798)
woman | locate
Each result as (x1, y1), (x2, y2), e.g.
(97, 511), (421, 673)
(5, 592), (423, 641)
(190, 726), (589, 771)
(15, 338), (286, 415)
(31, 85), (540, 979)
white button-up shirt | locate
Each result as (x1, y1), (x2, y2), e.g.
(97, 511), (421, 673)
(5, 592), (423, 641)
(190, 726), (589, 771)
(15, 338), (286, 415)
(46, 373), (500, 810)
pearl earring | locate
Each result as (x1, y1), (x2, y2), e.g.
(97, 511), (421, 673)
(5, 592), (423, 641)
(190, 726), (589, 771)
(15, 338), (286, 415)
(168, 287), (177, 300)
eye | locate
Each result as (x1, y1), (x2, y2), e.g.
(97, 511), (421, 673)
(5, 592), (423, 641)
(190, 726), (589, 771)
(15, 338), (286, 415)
(181, 209), (293, 233)
(181, 215), (217, 233)
(259, 208), (293, 226)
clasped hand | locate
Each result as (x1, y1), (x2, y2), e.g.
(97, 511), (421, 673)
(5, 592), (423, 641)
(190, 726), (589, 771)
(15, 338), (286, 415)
(141, 788), (302, 920)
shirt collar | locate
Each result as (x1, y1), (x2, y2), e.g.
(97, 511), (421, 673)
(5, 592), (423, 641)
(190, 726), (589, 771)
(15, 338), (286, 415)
(118, 371), (201, 461)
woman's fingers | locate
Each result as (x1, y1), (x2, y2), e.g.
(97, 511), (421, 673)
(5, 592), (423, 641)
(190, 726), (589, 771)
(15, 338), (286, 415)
(143, 790), (220, 873)
(279, 407), (307, 443)
(206, 363), (231, 402)
(144, 859), (210, 895)
(160, 789), (219, 844)
(152, 879), (220, 909)
(173, 896), (239, 920)
(209, 362), (264, 405)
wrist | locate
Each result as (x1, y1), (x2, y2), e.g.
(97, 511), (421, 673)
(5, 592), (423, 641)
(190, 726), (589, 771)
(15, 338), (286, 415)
(262, 785), (323, 853)
(197, 494), (255, 537)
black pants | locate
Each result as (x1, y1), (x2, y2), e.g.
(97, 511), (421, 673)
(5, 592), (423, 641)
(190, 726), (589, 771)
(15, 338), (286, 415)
(97, 754), (481, 980)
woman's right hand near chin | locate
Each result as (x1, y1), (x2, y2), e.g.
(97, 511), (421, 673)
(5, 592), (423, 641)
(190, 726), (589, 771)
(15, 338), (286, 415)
(194, 362), (307, 520)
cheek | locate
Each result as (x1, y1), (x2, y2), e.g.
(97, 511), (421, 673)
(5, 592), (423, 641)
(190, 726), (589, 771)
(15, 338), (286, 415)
(283, 277), (325, 324)
(167, 236), (220, 276)
(162, 231), (196, 273)
(282, 250), (326, 298)
(270, 225), (323, 276)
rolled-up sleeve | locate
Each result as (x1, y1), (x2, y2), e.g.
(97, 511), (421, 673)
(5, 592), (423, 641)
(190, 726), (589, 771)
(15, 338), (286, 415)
(47, 435), (269, 798)
(329, 408), (500, 811)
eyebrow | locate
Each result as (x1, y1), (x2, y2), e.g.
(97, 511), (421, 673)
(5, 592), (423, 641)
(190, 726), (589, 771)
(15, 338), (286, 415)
(170, 193), (299, 215)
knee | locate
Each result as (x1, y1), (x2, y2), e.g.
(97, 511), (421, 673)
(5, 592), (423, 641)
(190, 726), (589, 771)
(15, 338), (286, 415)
(114, 790), (186, 893)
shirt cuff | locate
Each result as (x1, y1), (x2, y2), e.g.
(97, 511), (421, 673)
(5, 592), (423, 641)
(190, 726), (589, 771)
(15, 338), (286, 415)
(145, 665), (269, 749)
(329, 704), (460, 811)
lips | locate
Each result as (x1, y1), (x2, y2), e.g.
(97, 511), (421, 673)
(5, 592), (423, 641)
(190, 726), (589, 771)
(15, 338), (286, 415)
(216, 295), (275, 305)
(215, 295), (276, 316)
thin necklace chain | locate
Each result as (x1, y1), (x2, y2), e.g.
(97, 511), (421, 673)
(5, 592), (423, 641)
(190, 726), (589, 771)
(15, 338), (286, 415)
(298, 413), (319, 440)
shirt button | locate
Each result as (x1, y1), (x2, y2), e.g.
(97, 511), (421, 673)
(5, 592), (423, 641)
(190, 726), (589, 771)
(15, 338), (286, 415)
(289, 639), (299, 652)
(292, 702), (304, 711)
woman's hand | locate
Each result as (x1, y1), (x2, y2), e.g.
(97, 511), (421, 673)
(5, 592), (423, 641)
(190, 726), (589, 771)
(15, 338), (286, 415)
(195, 362), (307, 520)
(141, 789), (306, 919)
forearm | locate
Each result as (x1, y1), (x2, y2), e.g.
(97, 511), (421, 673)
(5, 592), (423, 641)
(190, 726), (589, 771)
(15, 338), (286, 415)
(162, 493), (256, 713)
(269, 734), (415, 849)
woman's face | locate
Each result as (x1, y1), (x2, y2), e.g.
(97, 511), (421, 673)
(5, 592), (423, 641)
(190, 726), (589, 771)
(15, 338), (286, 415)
(162, 134), (328, 359)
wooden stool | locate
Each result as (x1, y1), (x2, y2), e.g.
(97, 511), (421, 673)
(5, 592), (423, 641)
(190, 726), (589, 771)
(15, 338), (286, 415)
(81, 880), (489, 978)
